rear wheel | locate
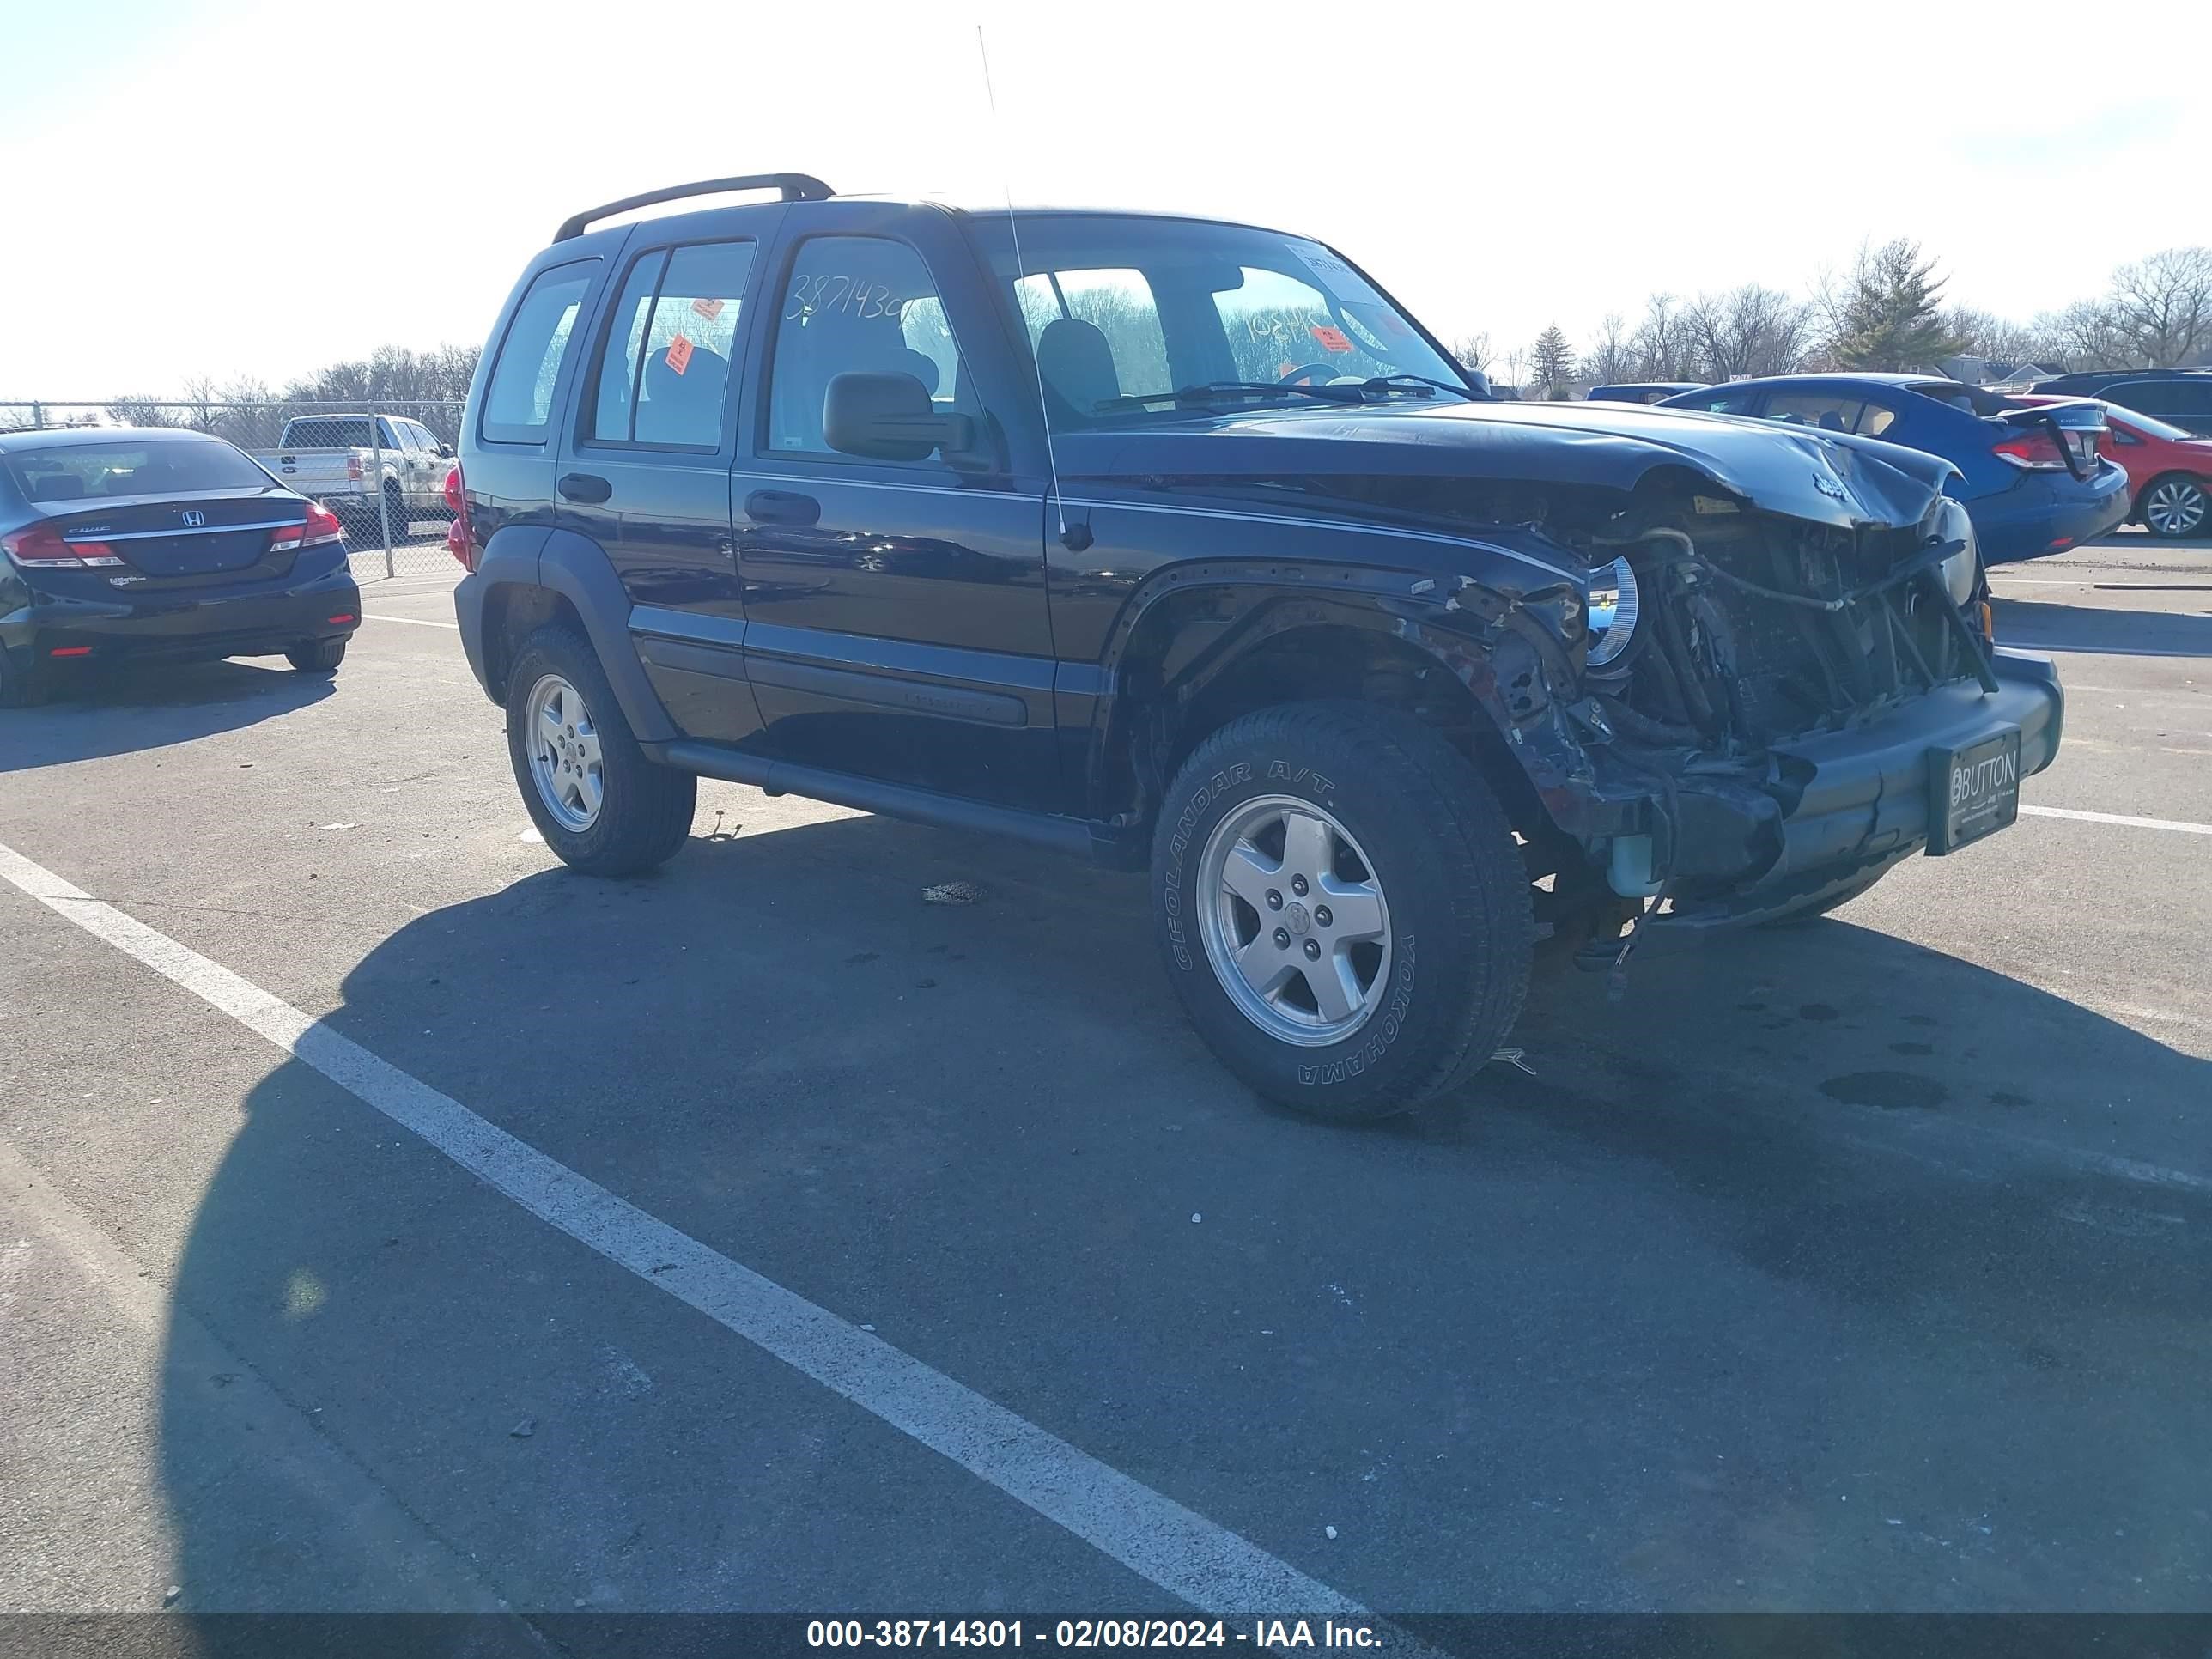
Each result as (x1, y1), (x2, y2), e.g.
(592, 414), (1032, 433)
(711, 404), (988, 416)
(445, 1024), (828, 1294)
(284, 639), (347, 674)
(506, 623), (696, 877)
(0, 649), (47, 708)
(1152, 701), (1532, 1121)
(2141, 474), (2209, 539)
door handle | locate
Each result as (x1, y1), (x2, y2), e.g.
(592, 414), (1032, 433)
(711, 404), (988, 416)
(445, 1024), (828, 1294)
(744, 489), (820, 527)
(558, 472), (612, 504)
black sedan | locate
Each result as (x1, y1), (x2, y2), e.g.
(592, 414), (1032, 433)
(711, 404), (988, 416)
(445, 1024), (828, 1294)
(0, 426), (361, 705)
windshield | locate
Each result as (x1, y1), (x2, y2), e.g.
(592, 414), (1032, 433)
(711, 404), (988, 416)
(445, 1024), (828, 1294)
(969, 213), (1471, 425)
(3, 435), (272, 501)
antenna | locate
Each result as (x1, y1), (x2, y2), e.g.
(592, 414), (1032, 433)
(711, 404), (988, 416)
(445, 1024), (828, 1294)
(976, 25), (1071, 542)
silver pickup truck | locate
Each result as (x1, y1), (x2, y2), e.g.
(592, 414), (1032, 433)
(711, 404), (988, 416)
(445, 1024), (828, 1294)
(252, 414), (453, 541)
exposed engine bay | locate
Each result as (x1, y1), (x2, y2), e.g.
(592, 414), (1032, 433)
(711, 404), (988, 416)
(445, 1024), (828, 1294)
(1274, 469), (1991, 757)
(1574, 500), (1991, 755)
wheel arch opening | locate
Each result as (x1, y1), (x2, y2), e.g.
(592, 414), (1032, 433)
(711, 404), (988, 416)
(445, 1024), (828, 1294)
(482, 584), (586, 703)
(1113, 609), (1553, 854)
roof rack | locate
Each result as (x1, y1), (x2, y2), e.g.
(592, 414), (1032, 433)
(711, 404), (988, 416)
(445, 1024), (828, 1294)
(553, 174), (835, 242)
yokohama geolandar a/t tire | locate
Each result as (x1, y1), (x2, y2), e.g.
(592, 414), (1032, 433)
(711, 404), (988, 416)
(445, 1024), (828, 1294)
(1152, 701), (1533, 1121)
(505, 623), (696, 878)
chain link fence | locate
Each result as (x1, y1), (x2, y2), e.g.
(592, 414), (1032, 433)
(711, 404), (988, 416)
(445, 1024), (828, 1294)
(0, 398), (466, 578)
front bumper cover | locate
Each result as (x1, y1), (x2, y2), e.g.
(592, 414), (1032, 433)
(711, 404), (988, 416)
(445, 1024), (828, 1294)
(1618, 647), (2063, 935)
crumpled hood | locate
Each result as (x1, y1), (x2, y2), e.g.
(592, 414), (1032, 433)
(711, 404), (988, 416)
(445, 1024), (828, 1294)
(1061, 398), (1958, 532)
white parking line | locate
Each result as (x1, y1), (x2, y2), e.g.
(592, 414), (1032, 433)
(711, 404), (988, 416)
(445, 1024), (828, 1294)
(2022, 805), (2212, 837)
(0, 837), (1374, 1624)
(363, 613), (460, 629)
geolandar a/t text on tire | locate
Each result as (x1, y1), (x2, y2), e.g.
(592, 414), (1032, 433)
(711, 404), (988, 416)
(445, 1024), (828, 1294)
(451, 172), (2062, 1120)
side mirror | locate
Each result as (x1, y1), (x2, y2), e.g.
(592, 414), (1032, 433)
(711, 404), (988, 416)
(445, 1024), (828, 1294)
(435, 441), (454, 459)
(823, 371), (975, 464)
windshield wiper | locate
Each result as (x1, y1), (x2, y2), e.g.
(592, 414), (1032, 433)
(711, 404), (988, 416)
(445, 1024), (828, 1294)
(1358, 374), (1482, 402)
(1093, 381), (1367, 412)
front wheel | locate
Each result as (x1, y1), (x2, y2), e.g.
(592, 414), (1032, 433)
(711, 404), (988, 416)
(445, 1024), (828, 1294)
(1152, 702), (1533, 1121)
(381, 481), (410, 543)
(505, 623), (696, 877)
(2141, 474), (2209, 539)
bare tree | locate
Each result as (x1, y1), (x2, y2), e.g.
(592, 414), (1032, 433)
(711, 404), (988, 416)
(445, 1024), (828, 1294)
(1628, 294), (1698, 382)
(1681, 285), (1811, 382)
(2035, 300), (2132, 372)
(2106, 246), (2212, 368)
(1945, 307), (2045, 371)
(1447, 331), (1495, 376)
(282, 344), (481, 437)
(1580, 312), (1634, 386)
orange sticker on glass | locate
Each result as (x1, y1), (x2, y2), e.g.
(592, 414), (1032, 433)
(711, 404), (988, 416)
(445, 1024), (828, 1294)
(1310, 325), (1353, 353)
(665, 335), (694, 375)
(691, 296), (725, 321)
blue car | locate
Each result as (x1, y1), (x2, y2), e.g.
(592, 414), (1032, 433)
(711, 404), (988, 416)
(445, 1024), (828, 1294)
(1658, 374), (2130, 563)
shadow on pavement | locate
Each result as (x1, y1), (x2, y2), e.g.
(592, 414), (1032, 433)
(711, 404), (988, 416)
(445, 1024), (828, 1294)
(1995, 594), (2212, 658)
(1, 659), (333, 773)
(158, 813), (2212, 1613)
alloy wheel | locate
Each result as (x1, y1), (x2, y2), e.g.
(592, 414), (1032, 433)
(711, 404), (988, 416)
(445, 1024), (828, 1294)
(2145, 479), (2207, 538)
(1195, 796), (1392, 1046)
(524, 672), (604, 832)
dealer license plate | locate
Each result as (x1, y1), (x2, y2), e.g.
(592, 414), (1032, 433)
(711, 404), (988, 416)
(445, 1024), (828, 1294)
(1928, 727), (2021, 855)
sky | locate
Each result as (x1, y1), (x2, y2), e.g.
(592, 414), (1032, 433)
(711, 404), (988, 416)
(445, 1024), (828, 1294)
(3, 0), (2207, 398)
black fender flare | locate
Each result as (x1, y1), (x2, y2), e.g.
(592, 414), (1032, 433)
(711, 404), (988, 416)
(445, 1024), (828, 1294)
(453, 524), (549, 701)
(1086, 562), (1576, 825)
(464, 524), (678, 744)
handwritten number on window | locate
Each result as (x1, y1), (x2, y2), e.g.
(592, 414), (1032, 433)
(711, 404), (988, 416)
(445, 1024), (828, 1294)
(783, 274), (909, 324)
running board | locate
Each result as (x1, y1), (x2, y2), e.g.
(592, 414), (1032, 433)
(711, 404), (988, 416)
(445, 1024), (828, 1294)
(650, 739), (1107, 861)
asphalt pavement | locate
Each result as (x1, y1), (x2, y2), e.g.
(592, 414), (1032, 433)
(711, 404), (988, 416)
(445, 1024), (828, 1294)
(2, 533), (2207, 1626)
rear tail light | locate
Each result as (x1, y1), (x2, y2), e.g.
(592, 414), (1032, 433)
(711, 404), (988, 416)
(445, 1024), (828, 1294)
(2, 521), (125, 568)
(269, 502), (346, 552)
(445, 463), (477, 571)
(1993, 430), (2068, 471)
(347, 455), (365, 482)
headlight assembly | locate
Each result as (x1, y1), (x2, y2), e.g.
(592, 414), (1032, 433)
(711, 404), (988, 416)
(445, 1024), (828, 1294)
(1933, 498), (1978, 606)
(1585, 556), (1639, 669)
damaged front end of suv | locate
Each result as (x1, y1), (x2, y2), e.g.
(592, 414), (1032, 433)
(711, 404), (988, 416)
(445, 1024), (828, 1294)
(1370, 415), (2065, 966)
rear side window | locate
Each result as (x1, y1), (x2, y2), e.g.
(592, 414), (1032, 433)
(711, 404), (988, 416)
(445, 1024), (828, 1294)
(481, 260), (599, 443)
(4, 438), (270, 502)
(587, 240), (755, 449)
(1674, 387), (1760, 416)
(2114, 380), (2212, 417)
(1763, 392), (1867, 434)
